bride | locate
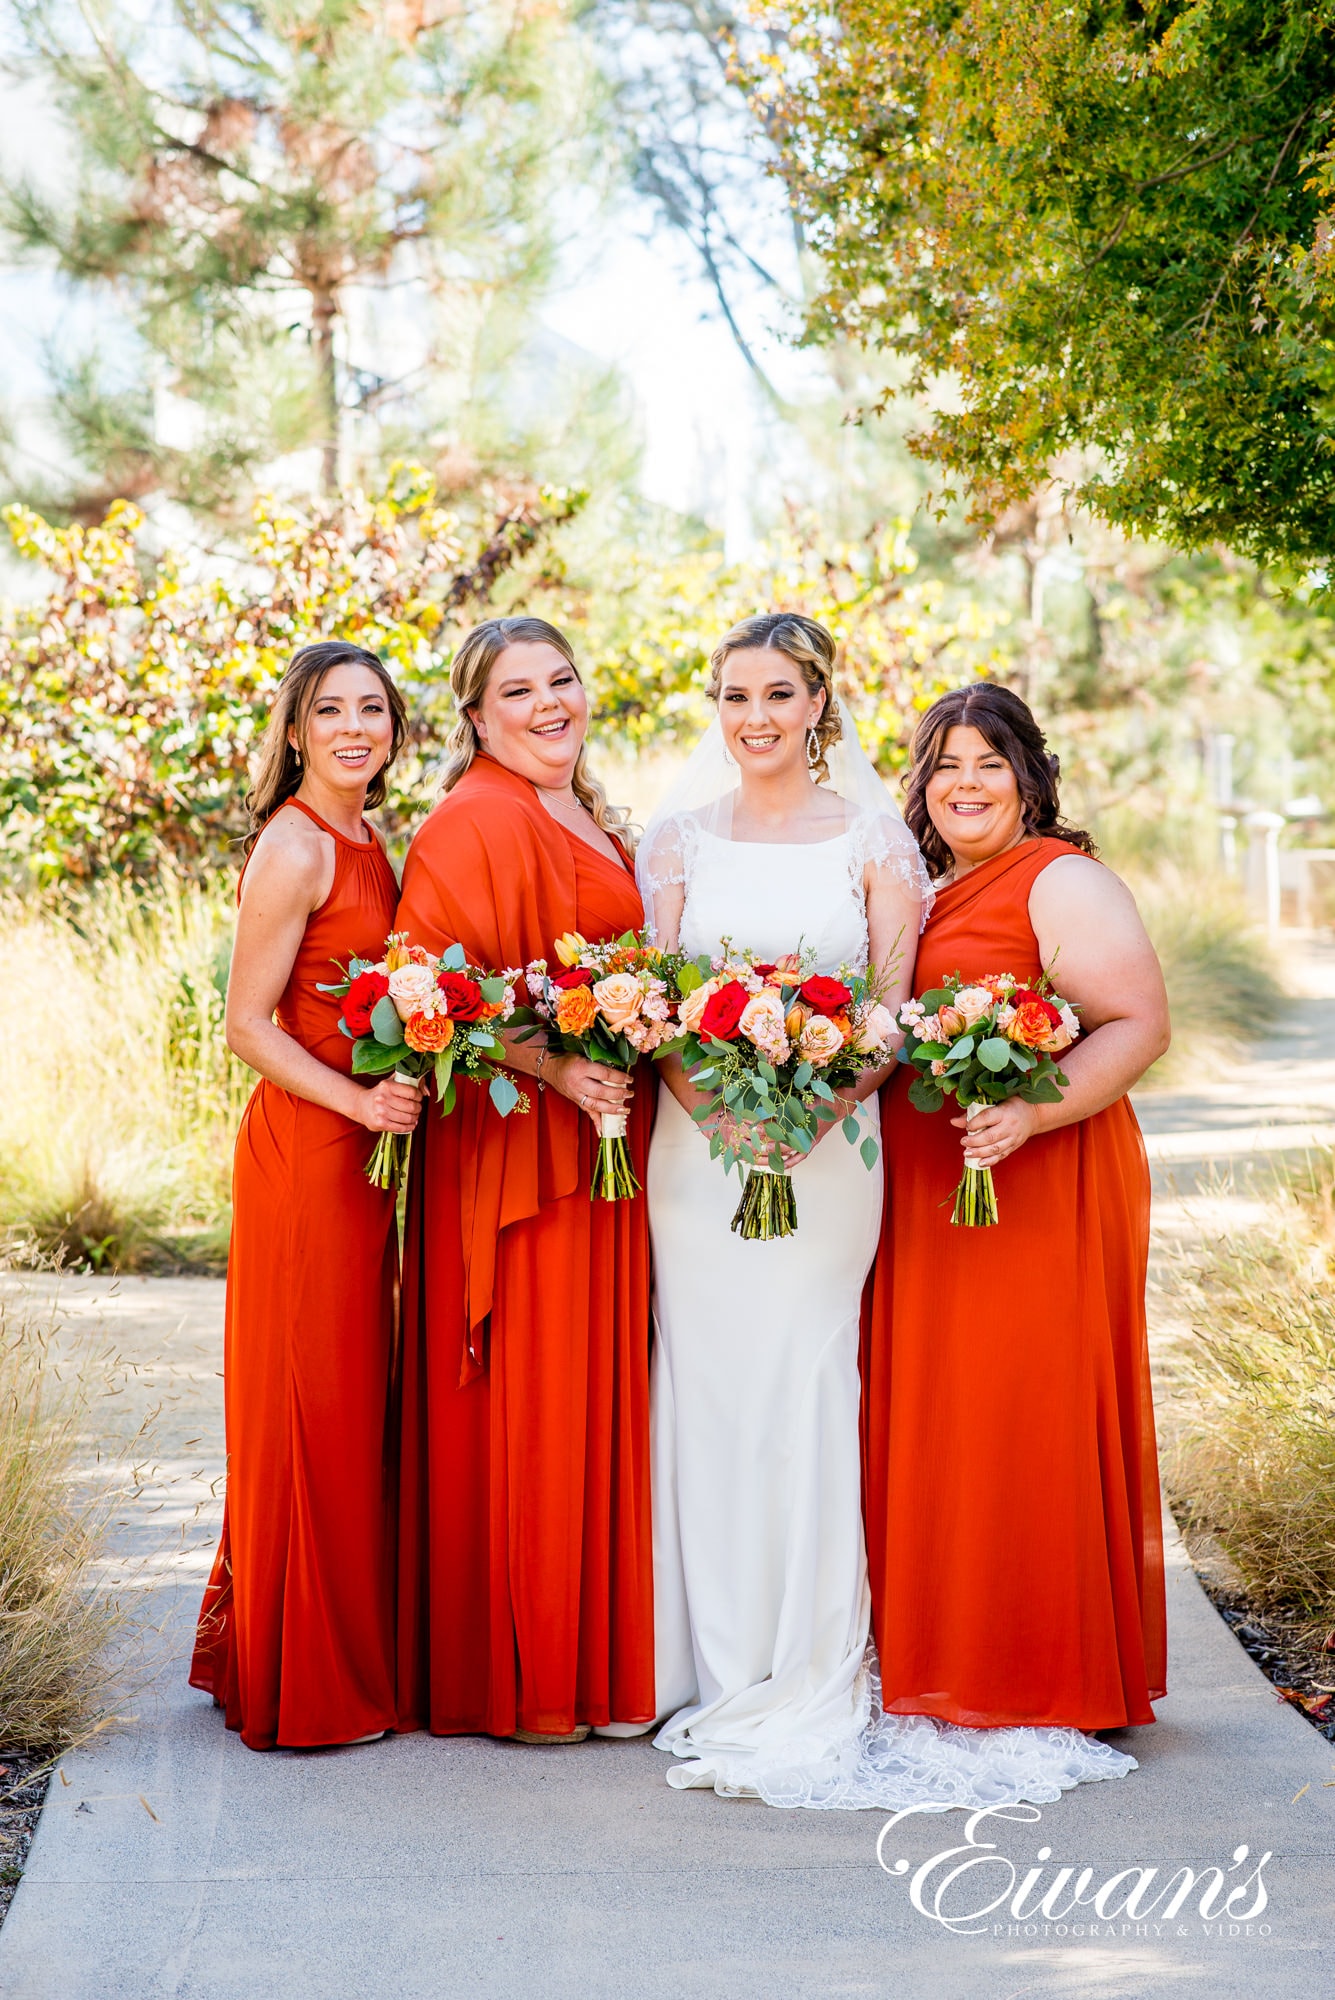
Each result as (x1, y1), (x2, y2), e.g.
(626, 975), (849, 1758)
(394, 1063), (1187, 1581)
(634, 612), (1140, 1810)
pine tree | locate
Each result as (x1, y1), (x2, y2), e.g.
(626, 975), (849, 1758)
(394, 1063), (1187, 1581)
(1, 0), (595, 519)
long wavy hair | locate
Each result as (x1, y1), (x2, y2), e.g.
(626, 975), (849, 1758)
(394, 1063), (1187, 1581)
(244, 641), (408, 853)
(903, 682), (1097, 879)
(439, 615), (633, 844)
(706, 611), (842, 783)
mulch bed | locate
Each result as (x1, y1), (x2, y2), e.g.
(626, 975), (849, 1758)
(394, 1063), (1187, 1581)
(1198, 1581), (1335, 1743)
(0, 1754), (53, 1926)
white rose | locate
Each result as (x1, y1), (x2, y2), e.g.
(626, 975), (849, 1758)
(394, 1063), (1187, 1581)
(388, 963), (438, 1021)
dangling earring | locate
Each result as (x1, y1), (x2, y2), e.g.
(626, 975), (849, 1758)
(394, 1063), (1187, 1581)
(722, 739), (736, 768)
(806, 727), (820, 771)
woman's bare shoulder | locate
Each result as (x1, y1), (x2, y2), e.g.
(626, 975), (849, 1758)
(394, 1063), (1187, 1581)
(242, 807), (331, 903)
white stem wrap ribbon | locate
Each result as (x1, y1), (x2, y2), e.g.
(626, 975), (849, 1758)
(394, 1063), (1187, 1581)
(600, 1111), (629, 1141)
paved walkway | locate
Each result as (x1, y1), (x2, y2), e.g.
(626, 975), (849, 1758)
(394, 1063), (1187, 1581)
(2, 948), (1335, 1998)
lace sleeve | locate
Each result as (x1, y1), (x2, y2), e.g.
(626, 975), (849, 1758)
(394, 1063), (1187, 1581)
(636, 812), (703, 948)
(847, 811), (935, 931)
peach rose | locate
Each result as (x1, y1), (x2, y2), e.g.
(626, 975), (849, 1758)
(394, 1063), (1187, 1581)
(388, 963), (438, 1021)
(593, 972), (644, 1032)
(799, 1015), (845, 1065)
(677, 979), (718, 1034)
(555, 983), (599, 1035)
(739, 990), (788, 1049)
(952, 986), (994, 1028)
(404, 1011), (454, 1054)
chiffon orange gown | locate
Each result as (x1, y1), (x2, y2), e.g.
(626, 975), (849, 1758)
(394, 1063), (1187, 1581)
(393, 755), (655, 1739)
(863, 836), (1167, 1732)
(190, 801), (400, 1750)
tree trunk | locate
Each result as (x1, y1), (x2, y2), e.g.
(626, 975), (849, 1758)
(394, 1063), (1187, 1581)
(311, 290), (339, 494)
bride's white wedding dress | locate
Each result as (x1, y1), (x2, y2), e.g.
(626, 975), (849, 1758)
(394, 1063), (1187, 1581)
(641, 784), (1138, 1811)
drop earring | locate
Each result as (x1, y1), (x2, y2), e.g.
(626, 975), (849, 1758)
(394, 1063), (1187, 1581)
(806, 727), (820, 770)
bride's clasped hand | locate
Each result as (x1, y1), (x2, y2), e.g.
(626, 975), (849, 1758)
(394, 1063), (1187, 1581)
(193, 610), (1169, 1815)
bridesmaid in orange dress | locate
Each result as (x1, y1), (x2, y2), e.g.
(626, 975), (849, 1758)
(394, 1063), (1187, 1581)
(863, 683), (1170, 1734)
(190, 641), (422, 1750)
(394, 616), (655, 1745)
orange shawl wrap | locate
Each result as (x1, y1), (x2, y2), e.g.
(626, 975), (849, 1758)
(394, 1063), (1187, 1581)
(395, 755), (608, 1381)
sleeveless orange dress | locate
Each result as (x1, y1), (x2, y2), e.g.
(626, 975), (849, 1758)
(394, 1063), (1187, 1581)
(394, 756), (655, 1738)
(862, 837), (1167, 1731)
(190, 801), (400, 1750)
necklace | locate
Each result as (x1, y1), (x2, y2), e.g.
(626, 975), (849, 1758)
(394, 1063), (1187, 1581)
(536, 785), (587, 820)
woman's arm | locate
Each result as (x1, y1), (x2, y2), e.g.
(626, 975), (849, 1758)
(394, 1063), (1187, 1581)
(957, 854), (1170, 1170)
(226, 815), (421, 1136)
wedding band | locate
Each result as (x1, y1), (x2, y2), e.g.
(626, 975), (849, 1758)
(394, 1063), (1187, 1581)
(580, 1093), (588, 1110)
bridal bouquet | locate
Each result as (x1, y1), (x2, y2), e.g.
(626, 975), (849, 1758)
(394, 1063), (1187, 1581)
(521, 931), (674, 1199)
(320, 932), (526, 1190)
(670, 946), (898, 1240)
(897, 973), (1079, 1226)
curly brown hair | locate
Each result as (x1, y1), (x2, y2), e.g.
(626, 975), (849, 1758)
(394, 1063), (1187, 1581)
(706, 612), (841, 782)
(903, 683), (1097, 879)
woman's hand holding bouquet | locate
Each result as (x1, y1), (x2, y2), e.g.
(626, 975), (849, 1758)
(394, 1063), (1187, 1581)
(897, 973), (1079, 1225)
(521, 931), (674, 1199)
(321, 933), (526, 1189)
(667, 946), (899, 1240)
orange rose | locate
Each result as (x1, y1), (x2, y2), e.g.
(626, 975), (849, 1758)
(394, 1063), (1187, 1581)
(404, 1011), (454, 1053)
(555, 983), (599, 1035)
(830, 1010), (855, 1043)
(1006, 999), (1058, 1049)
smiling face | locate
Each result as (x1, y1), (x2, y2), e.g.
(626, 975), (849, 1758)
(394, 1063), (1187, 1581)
(924, 723), (1026, 866)
(716, 647), (825, 781)
(290, 661), (394, 800)
(470, 640), (589, 788)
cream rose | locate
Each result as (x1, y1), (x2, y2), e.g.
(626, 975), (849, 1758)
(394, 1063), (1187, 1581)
(678, 979), (718, 1034)
(593, 972), (644, 1033)
(952, 985), (994, 1028)
(799, 1014), (845, 1065)
(851, 1002), (896, 1055)
(388, 963), (439, 1021)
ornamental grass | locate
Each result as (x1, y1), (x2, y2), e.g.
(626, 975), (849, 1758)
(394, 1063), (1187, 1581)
(0, 1283), (138, 1752)
(0, 875), (249, 1272)
(1165, 1156), (1335, 1643)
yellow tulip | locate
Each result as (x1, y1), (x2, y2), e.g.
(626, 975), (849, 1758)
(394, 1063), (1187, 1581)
(554, 931), (587, 968)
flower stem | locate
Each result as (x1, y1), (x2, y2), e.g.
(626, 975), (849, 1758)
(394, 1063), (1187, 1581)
(730, 1164), (798, 1240)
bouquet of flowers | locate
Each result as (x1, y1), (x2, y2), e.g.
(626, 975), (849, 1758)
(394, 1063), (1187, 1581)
(320, 932), (526, 1189)
(670, 946), (899, 1240)
(896, 973), (1079, 1226)
(521, 930), (674, 1199)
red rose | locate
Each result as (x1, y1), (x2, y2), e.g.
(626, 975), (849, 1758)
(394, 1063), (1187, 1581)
(799, 974), (853, 1014)
(552, 966), (597, 989)
(1011, 989), (1061, 1027)
(752, 962), (777, 978)
(699, 980), (749, 1041)
(342, 968), (389, 1036)
(436, 970), (486, 1021)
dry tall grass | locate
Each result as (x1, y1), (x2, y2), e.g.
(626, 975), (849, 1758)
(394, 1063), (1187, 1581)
(1134, 865), (1285, 1078)
(0, 1283), (141, 1751)
(1165, 1158), (1335, 1638)
(0, 877), (250, 1270)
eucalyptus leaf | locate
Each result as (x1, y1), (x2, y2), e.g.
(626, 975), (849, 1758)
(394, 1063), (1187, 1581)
(977, 1036), (1012, 1072)
(370, 995), (405, 1046)
(920, 986), (955, 1014)
(489, 1073), (520, 1117)
(946, 1034), (975, 1060)
(478, 977), (505, 1005)
(842, 1114), (859, 1142)
(441, 942), (467, 971)
(860, 1135), (880, 1171)
(793, 1060), (814, 1089)
(907, 1075), (945, 1113)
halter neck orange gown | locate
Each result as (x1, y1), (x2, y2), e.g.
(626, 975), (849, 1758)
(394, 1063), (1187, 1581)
(393, 755), (655, 1739)
(190, 801), (400, 1750)
(863, 837), (1167, 1732)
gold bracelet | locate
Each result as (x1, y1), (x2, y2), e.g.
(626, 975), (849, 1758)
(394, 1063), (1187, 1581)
(535, 1046), (549, 1093)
